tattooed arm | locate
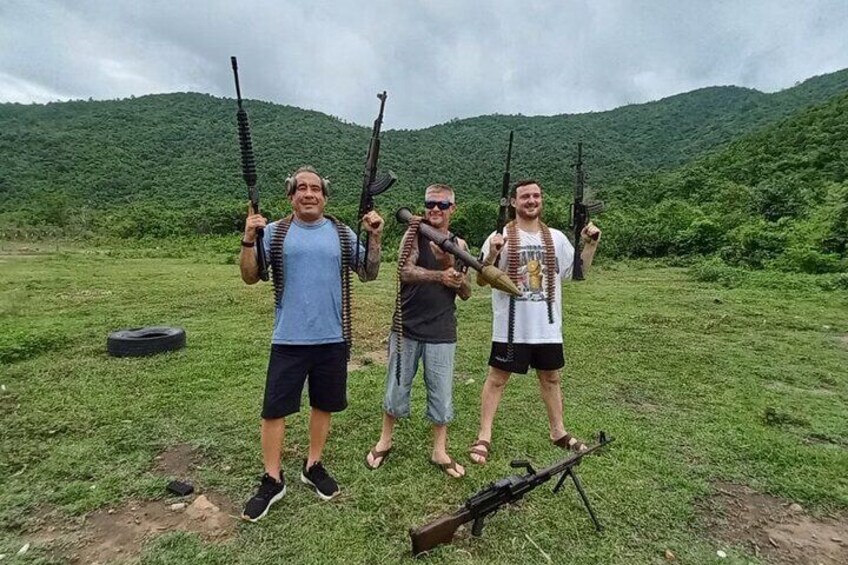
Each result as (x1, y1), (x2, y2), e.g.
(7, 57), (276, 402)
(399, 230), (467, 293)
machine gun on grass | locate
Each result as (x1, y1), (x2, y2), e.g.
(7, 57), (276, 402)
(230, 56), (269, 281)
(410, 432), (613, 556)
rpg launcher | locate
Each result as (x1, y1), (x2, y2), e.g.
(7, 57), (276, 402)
(396, 208), (521, 297)
(410, 431), (614, 556)
(356, 91), (397, 268)
(570, 142), (604, 281)
(230, 56), (269, 281)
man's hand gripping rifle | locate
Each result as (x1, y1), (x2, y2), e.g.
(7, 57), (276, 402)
(231, 56), (269, 281)
(356, 92), (396, 268)
(410, 432), (614, 556)
(571, 142), (604, 281)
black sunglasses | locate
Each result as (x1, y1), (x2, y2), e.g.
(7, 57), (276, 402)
(424, 200), (452, 210)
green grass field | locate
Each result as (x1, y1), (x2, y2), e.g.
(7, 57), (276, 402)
(1, 241), (846, 564)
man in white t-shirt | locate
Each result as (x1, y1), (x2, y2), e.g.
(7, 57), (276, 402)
(470, 179), (601, 465)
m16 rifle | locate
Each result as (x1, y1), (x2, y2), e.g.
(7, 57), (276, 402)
(410, 432), (614, 556)
(230, 56), (268, 281)
(496, 130), (515, 234)
(571, 142), (604, 281)
(356, 91), (396, 268)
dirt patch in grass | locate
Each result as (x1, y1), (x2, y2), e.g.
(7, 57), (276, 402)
(152, 443), (203, 478)
(839, 334), (848, 349)
(701, 481), (848, 564)
(30, 493), (237, 563)
(348, 349), (388, 372)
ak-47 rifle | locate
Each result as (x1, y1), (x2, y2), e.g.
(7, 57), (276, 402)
(396, 208), (521, 297)
(410, 432), (614, 556)
(356, 91), (396, 268)
(496, 130), (515, 234)
(230, 56), (268, 281)
(571, 142), (604, 281)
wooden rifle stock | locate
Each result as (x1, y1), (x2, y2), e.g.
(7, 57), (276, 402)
(410, 508), (471, 556)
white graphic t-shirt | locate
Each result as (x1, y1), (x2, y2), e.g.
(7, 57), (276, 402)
(480, 227), (574, 344)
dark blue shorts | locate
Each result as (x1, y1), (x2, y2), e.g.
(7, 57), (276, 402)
(262, 342), (348, 419)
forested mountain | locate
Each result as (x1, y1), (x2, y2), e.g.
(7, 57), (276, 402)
(602, 91), (848, 272)
(0, 67), (847, 271)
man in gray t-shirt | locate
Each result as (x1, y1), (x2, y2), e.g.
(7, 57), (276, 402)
(239, 165), (384, 521)
(365, 184), (471, 479)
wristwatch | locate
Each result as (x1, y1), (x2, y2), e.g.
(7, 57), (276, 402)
(240, 240), (256, 248)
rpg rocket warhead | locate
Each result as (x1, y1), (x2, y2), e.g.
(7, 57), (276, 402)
(481, 265), (521, 297)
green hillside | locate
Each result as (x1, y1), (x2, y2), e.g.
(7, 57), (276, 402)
(0, 68), (847, 266)
(601, 90), (848, 273)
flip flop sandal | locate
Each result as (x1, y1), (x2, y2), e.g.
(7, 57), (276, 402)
(469, 439), (491, 465)
(365, 446), (392, 470)
(553, 433), (588, 453)
(430, 457), (465, 479)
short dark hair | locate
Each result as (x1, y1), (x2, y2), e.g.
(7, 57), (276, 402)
(286, 165), (329, 196)
(511, 179), (541, 198)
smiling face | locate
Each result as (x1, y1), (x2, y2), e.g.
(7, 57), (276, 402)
(423, 187), (455, 230)
(289, 171), (327, 222)
(512, 182), (543, 221)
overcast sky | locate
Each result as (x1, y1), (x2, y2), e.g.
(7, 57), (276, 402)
(1, 0), (847, 129)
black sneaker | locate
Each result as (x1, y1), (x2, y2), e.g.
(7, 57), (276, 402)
(300, 460), (340, 500)
(242, 473), (286, 522)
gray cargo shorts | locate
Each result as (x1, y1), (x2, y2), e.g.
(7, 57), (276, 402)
(383, 332), (456, 425)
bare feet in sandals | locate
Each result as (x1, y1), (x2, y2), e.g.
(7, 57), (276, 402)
(552, 432), (588, 453)
(365, 442), (392, 470)
(430, 453), (465, 479)
(469, 439), (490, 465)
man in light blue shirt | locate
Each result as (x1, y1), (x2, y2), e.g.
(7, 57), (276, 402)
(239, 165), (384, 521)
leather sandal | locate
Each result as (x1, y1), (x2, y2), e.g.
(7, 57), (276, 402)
(469, 439), (491, 465)
(553, 433), (588, 453)
(365, 446), (392, 470)
(430, 457), (465, 479)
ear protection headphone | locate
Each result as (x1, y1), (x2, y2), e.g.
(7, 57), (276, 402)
(285, 167), (330, 197)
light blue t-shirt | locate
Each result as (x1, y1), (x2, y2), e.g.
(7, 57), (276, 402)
(262, 217), (364, 345)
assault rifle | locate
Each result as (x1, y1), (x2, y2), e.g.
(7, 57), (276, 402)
(496, 130), (515, 233)
(356, 92), (397, 268)
(396, 208), (521, 297)
(230, 56), (269, 281)
(476, 131), (514, 287)
(410, 432), (613, 556)
(571, 142), (604, 281)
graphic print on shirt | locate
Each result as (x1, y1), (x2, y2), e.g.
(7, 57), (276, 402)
(515, 244), (559, 302)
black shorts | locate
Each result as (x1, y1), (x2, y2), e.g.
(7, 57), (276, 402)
(262, 342), (348, 419)
(488, 342), (564, 374)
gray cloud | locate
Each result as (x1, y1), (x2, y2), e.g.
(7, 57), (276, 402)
(1, 0), (846, 128)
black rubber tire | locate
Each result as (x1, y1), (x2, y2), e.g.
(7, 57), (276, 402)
(107, 326), (186, 357)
